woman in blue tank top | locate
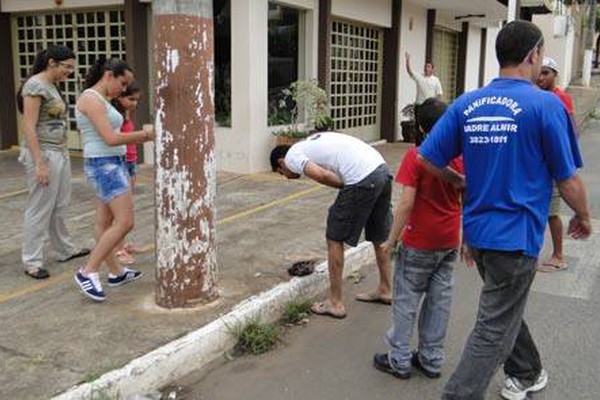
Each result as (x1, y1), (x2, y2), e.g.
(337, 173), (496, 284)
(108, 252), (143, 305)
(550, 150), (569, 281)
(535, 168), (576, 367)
(74, 58), (155, 302)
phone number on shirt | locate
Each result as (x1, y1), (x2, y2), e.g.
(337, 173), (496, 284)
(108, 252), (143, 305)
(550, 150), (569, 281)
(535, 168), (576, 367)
(468, 135), (508, 144)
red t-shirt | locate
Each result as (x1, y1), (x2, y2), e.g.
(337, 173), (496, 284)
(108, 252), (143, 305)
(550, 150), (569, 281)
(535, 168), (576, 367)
(121, 118), (137, 163)
(553, 87), (575, 115)
(396, 146), (463, 250)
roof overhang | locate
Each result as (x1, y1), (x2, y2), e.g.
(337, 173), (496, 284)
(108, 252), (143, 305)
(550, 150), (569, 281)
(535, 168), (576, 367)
(410, 0), (508, 27)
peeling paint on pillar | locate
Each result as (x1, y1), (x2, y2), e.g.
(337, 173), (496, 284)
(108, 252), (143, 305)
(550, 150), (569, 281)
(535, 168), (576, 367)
(154, 10), (218, 308)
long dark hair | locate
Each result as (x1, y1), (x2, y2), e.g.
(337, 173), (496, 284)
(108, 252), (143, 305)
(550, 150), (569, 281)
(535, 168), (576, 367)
(111, 80), (141, 116)
(83, 57), (132, 90)
(16, 45), (75, 113)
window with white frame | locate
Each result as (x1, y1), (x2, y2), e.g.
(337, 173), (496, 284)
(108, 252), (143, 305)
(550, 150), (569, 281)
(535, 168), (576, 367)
(330, 20), (382, 137)
(13, 9), (126, 148)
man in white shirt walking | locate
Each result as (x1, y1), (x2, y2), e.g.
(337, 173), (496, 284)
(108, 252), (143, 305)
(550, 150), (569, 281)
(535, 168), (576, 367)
(405, 52), (443, 104)
(270, 132), (393, 319)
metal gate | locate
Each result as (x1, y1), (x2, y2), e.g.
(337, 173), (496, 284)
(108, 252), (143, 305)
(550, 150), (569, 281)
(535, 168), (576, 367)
(12, 8), (126, 150)
(330, 20), (382, 142)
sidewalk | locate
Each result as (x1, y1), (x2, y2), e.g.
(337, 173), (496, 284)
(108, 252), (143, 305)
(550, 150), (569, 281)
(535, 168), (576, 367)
(0, 141), (408, 399)
(1, 75), (598, 399)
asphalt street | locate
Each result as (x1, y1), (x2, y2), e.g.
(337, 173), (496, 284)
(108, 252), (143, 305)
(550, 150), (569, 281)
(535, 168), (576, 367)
(168, 117), (600, 400)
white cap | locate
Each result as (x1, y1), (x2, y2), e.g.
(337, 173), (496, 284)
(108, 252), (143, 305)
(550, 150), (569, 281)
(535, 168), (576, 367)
(542, 57), (559, 74)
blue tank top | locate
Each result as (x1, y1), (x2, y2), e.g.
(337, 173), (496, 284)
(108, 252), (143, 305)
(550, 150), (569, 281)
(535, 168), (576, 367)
(76, 89), (126, 158)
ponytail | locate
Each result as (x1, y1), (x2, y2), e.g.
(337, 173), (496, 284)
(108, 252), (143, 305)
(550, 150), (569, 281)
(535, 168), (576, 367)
(83, 57), (132, 90)
(16, 45), (75, 113)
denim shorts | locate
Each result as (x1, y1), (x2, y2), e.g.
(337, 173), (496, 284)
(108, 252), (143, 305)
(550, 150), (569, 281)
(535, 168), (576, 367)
(84, 156), (129, 204)
(125, 161), (137, 178)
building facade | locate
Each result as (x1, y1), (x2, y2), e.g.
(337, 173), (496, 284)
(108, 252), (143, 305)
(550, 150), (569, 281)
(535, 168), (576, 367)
(0, 0), (508, 173)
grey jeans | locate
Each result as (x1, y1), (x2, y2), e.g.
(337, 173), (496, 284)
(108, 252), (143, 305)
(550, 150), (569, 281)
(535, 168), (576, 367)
(441, 249), (542, 400)
(20, 148), (77, 270)
(387, 245), (457, 374)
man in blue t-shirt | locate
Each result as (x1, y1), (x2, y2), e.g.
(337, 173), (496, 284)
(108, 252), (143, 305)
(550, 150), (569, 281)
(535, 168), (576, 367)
(419, 21), (591, 400)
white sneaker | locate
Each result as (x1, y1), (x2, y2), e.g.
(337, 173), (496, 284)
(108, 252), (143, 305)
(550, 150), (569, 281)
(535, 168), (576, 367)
(501, 369), (548, 400)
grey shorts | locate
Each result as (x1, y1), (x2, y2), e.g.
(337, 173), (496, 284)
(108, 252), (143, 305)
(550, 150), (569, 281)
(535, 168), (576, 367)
(549, 185), (561, 217)
(326, 164), (392, 247)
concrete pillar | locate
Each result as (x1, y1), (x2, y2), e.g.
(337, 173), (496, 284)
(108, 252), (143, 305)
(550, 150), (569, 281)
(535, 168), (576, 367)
(230, 0), (269, 172)
(507, 0), (520, 22)
(153, 0), (218, 308)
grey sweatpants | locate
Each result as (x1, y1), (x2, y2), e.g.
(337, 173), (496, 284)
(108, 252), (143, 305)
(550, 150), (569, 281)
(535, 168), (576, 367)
(20, 148), (78, 270)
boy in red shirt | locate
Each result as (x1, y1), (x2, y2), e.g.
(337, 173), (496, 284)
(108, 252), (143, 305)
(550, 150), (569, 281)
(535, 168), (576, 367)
(373, 98), (464, 379)
(536, 57), (577, 272)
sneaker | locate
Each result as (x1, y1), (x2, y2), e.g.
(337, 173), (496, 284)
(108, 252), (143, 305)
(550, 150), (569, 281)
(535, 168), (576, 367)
(107, 268), (143, 287)
(411, 351), (441, 379)
(501, 369), (548, 400)
(373, 353), (411, 379)
(74, 271), (105, 302)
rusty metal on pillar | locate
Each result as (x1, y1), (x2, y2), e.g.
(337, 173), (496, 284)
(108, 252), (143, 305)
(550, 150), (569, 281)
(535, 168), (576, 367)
(152, 0), (218, 308)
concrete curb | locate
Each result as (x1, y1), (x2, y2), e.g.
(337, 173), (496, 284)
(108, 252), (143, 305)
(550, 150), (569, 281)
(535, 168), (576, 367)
(52, 242), (375, 399)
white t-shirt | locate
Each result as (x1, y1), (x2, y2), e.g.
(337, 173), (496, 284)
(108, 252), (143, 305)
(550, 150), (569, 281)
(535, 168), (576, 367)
(284, 131), (385, 185)
(412, 73), (443, 104)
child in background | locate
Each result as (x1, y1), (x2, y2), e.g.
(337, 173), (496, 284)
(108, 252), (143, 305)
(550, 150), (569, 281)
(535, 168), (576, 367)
(112, 81), (141, 265)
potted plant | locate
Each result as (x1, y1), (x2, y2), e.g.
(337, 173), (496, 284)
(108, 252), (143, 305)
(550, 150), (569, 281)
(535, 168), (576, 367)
(400, 103), (417, 143)
(272, 79), (331, 146)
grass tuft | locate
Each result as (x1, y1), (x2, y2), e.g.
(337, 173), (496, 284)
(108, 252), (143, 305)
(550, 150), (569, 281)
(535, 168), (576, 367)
(281, 299), (312, 325)
(231, 319), (280, 355)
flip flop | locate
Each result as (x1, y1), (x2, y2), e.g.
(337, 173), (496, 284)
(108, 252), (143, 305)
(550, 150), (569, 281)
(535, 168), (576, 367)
(537, 260), (568, 273)
(24, 268), (50, 280)
(355, 292), (392, 305)
(287, 260), (316, 277)
(311, 302), (346, 319)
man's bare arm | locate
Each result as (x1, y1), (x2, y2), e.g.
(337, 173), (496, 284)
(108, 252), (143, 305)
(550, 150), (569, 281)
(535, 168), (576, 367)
(304, 162), (344, 189)
(557, 173), (592, 239)
(418, 154), (465, 189)
(405, 52), (415, 79)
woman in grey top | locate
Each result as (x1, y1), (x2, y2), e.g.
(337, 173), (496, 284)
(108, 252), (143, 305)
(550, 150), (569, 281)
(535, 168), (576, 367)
(74, 58), (154, 302)
(17, 45), (90, 280)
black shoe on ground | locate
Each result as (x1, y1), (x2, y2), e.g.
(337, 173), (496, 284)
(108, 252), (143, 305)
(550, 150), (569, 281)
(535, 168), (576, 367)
(411, 351), (441, 379)
(373, 353), (411, 379)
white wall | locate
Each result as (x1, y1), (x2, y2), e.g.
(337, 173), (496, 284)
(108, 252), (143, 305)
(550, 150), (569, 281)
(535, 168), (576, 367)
(483, 25), (500, 85)
(217, 0), (268, 173)
(464, 25), (482, 92)
(398, 1), (428, 117)
(331, 0), (392, 28)
(533, 13), (574, 88)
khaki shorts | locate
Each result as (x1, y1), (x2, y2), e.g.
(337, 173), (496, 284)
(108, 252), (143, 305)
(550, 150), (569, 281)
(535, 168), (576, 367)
(549, 185), (561, 217)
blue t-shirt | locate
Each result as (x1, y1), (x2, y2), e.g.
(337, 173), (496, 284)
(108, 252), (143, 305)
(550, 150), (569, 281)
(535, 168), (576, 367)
(419, 77), (582, 258)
